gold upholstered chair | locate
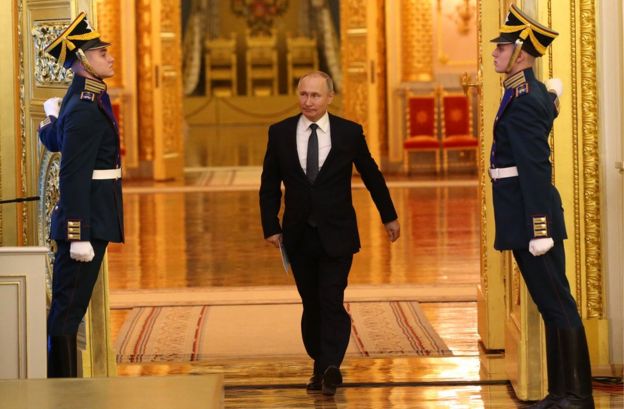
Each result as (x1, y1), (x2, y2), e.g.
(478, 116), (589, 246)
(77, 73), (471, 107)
(403, 91), (440, 174)
(440, 91), (478, 172)
(245, 29), (278, 96)
(204, 33), (237, 97)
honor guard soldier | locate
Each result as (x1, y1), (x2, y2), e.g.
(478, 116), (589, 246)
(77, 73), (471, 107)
(490, 5), (593, 408)
(38, 12), (124, 378)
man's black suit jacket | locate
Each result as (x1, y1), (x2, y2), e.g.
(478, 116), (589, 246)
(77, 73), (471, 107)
(260, 113), (397, 258)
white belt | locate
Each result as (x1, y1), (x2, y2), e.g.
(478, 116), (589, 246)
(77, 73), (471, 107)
(92, 168), (122, 180)
(489, 166), (518, 180)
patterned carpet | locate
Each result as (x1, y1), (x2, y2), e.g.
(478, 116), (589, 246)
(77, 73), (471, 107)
(115, 301), (452, 363)
(109, 284), (476, 309)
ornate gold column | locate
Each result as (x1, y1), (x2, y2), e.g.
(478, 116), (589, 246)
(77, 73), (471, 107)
(340, 0), (370, 135)
(400, 0), (433, 82)
(340, 0), (386, 162)
(135, 0), (184, 180)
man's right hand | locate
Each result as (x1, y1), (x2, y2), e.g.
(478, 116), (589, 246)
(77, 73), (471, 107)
(44, 97), (62, 118)
(265, 233), (282, 248)
(70, 241), (95, 262)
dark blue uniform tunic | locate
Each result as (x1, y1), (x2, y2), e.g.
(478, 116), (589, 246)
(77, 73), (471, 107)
(491, 68), (581, 329)
(39, 74), (124, 336)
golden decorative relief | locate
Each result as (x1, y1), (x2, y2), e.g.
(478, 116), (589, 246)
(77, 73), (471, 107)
(477, 0), (488, 291)
(512, 256), (521, 307)
(162, 70), (183, 154)
(569, 0), (582, 307)
(32, 21), (73, 86)
(579, 0), (602, 319)
(340, 0), (368, 131)
(137, 0), (154, 161)
(17, 0), (27, 245)
(343, 0), (366, 28)
(376, 0), (388, 155)
(401, 0), (433, 82)
(161, 0), (180, 33)
(96, 0), (122, 89)
(161, 0), (183, 156)
(38, 151), (61, 301)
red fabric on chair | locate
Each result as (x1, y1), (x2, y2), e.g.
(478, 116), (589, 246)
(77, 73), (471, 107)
(404, 136), (440, 149)
(442, 95), (470, 136)
(408, 97), (436, 137)
(442, 135), (478, 148)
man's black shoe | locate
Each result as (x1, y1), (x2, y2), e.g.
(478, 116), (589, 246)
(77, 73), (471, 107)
(321, 366), (342, 396)
(306, 373), (322, 391)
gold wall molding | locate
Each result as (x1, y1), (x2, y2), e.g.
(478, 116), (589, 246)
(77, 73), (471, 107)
(37, 151), (61, 301)
(340, 0), (369, 133)
(160, 0), (183, 156)
(96, 0), (122, 89)
(568, 0), (603, 318)
(137, 0), (155, 161)
(401, 0), (433, 82)
(579, 0), (602, 318)
(477, 0), (488, 294)
(376, 0), (388, 156)
(17, 0), (27, 245)
(569, 0), (582, 315)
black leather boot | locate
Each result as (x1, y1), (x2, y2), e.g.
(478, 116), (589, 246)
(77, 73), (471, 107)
(47, 335), (78, 378)
(528, 325), (566, 408)
(557, 326), (595, 409)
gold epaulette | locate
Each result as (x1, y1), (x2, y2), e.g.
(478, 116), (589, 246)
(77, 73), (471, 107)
(84, 78), (106, 94)
(503, 71), (526, 89)
(504, 71), (530, 97)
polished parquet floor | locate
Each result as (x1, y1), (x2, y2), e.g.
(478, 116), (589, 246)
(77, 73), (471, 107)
(106, 171), (623, 408)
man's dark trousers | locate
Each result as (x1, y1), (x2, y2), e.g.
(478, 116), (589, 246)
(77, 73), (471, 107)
(290, 224), (353, 375)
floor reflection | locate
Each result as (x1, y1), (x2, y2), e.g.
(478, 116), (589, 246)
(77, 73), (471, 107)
(107, 182), (480, 288)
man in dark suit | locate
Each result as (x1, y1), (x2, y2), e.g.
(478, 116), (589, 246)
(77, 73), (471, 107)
(38, 12), (124, 378)
(490, 5), (593, 408)
(259, 71), (400, 396)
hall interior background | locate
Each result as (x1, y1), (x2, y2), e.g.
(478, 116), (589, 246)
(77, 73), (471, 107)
(101, 0), (480, 176)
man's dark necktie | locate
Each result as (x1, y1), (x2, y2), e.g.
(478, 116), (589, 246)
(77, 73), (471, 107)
(306, 123), (319, 183)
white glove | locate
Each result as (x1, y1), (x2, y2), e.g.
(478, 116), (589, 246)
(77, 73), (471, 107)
(70, 241), (95, 262)
(545, 78), (563, 98)
(43, 97), (62, 118)
(529, 237), (554, 257)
